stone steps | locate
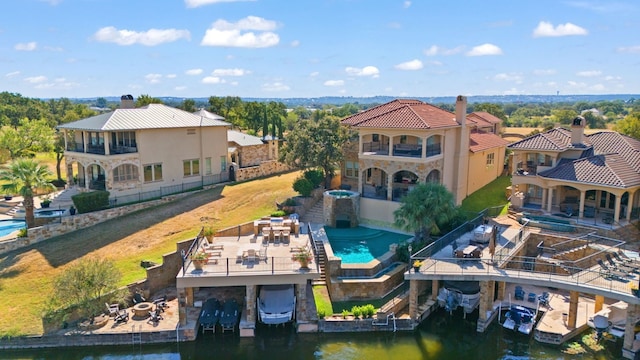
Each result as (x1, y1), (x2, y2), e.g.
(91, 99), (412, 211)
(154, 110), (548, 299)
(301, 200), (324, 224)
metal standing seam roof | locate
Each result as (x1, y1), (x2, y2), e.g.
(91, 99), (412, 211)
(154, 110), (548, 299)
(341, 99), (460, 129)
(58, 104), (231, 131)
(227, 130), (265, 146)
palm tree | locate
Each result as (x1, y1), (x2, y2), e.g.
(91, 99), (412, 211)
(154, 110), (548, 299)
(393, 182), (458, 242)
(0, 158), (54, 228)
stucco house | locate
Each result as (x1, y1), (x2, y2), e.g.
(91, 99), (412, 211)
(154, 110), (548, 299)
(58, 96), (231, 203)
(340, 96), (509, 225)
(508, 117), (640, 225)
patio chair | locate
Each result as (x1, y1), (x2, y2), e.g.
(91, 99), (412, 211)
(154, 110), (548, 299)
(147, 307), (163, 324)
(514, 286), (525, 301)
(133, 291), (146, 304)
(245, 249), (257, 263)
(616, 251), (640, 265)
(105, 303), (120, 317)
(152, 295), (168, 312)
(538, 292), (551, 309)
(597, 259), (628, 280)
(606, 253), (638, 273)
(259, 246), (268, 263)
(114, 308), (129, 323)
(564, 205), (574, 217)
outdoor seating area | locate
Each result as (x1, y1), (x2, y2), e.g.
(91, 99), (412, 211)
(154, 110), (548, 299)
(253, 216), (300, 238)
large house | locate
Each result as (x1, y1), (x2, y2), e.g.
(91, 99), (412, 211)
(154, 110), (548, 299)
(340, 96), (509, 224)
(58, 95), (231, 202)
(508, 117), (640, 225)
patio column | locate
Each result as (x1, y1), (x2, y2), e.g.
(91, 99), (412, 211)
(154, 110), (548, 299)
(358, 134), (363, 154)
(579, 190), (586, 219)
(421, 136), (427, 158)
(409, 279), (419, 321)
(547, 188), (554, 212)
(614, 194), (622, 224)
(388, 136), (394, 157)
(594, 294), (604, 313)
(567, 290), (579, 328)
(246, 285), (257, 324)
(177, 287), (188, 326)
(431, 279), (439, 301)
(496, 281), (506, 300)
(623, 304), (640, 357)
(82, 164), (90, 190)
(386, 174), (393, 201)
(476, 280), (495, 333)
(626, 190), (636, 221)
(541, 188), (547, 210)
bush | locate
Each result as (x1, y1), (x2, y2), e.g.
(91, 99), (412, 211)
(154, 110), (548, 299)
(303, 169), (324, 188)
(71, 190), (110, 214)
(342, 309), (349, 318)
(282, 197), (297, 206)
(17, 228), (28, 238)
(351, 305), (362, 319)
(270, 210), (286, 217)
(362, 304), (376, 318)
(49, 179), (67, 188)
(293, 177), (314, 197)
(317, 308), (326, 319)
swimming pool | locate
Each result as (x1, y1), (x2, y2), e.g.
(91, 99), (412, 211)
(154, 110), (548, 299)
(0, 220), (26, 237)
(13, 209), (66, 219)
(324, 226), (411, 263)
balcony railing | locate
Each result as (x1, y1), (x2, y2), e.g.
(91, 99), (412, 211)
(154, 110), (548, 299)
(86, 145), (106, 155)
(392, 144), (421, 157)
(110, 145), (138, 154)
(362, 142), (389, 155)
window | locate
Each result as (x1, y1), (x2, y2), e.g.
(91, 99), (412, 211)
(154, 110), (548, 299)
(112, 131), (136, 147)
(345, 161), (359, 178)
(186, 129), (196, 135)
(205, 157), (212, 175)
(486, 153), (495, 165)
(113, 164), (138, 182)
(220, 156), (227, 171)
(143, 163), (163, 182)
(183, 159), (200, 177)
(426, 170), (440, 183)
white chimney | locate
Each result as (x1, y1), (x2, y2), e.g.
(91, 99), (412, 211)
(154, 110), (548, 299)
(455, 95), (467, 125)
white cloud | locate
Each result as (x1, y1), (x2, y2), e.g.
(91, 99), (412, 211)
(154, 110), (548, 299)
(6, 71), (20, 78)
(617, 45), (640, 53)
(345, 66), (380, 78)
(309, 71), (319, 77)
(291, 40), (300, 47)
(503, 88), (525, 95)
(532, 21), (588, 37)
(202, 76), (226, 84)
(184, 0), (254, 8)
(186, 68), (203, 76)
(604, 75), (622, 81)
(403, 1), (411, 8)
(15, 42), (37, 51)
(324, 80), (344, 86)
(576, 70), (601, 77)
(533, 69), (556, 76)
(229, 81), (239, 86)
(145, 73), (163, 84)
(394, 59), (423, 70)
(93, 27), (190, 46)
(24, 76), (47, 84)
(212, 68), (250, 76)
(261, 82), (290, 92)
(493, 73), (523, 83)
(466, 43), (503, 56)
(201, 16), (279, 48)
(424, 45), (464, 56)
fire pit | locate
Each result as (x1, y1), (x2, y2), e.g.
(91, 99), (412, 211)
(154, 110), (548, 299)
(132, 302), (152, 318)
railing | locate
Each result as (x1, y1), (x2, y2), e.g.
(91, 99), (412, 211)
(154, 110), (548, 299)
(181, 227), (206, 275)
(86, 145), (106, 155)
(362, 142), (389, 154)
(425, 144), (441, 157)
(413, 213), (485, 259)
(110, 145), (138, 154)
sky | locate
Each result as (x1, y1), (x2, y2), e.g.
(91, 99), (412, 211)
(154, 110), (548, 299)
(1, 0), (640, 100)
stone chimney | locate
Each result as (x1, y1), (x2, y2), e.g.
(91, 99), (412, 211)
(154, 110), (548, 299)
(570, 116), (586, 145)
(454, 95), (469, 205)
(120, 94), (135, 109)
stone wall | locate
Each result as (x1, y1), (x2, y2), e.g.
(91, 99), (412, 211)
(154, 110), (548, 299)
(238, 144), (270, 167)
(318, 316), (414, 332)
(328, 264), (406, 302)
(234, 161), (291, 182)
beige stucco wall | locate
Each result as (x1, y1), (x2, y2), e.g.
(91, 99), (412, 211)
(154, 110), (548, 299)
(359, 197), (400, 225)
(466, 147), (506, 196)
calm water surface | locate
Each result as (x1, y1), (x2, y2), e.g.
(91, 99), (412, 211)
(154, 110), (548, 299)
(3, 310), (623, 360)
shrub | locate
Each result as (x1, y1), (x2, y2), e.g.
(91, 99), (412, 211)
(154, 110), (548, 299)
(351, 305), (362, 319)
(282, 197), (297, 206)
(71, 190), (110, 213)
(293, 177), (314, 197)
(317, 308), (326, 319)
(362, 304), (376, 318)
(303, 169), (324, 188)
(270, 210), (286, 217)
(17, 228), (28, 238)
(342, 309), (349, 319)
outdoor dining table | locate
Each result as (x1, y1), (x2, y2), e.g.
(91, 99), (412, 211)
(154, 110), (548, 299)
(455, 245), (481, 259)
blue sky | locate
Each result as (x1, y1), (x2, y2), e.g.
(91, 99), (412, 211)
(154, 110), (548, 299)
(1, 0), (639, 99)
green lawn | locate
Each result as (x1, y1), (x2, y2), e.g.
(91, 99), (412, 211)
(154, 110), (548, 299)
(460, 176), (512, 218)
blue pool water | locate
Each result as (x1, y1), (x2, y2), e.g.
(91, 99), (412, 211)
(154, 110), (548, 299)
(324, 226), (411, 263)
(0, 220), (26, 237)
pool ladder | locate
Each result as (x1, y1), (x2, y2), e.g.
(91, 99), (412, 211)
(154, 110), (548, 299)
(372, 312), (396, 332)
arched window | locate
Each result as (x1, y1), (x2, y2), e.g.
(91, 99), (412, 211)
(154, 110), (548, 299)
(426, 135), (441, 156)
(426, 169), (440, 184)
(113, 164), (139, 183)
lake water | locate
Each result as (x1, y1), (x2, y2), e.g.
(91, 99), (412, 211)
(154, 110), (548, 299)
(2, 310), (623, 360)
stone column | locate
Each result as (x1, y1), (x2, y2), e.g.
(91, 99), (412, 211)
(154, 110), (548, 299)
(476, 280), (495, 333)
(624, 304), (640, 356)
(295, 282), (308, 321)
(409, 279), (419, 321)
(185, 287), (194, 306)
(567, 290), (579, 328)
(496, 281), (506, 301)
(579, 190), (586, 219)
(246, 285), (257, 323)
(177, 287), (188, 326)
(431, 279), (439, 301)
(594, 295), (604, 313)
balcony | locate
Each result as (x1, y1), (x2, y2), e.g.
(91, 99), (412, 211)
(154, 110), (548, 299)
(392, 144), (421, 158)
(362, 142), (389, 155)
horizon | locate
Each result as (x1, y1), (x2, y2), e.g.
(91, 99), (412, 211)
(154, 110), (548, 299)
(3, 0), (640, 99)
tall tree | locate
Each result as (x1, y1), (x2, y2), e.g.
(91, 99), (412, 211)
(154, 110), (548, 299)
(178, 99), (197, 113)
(279, 117), (354, 188)
(615, 112), (640, 139)
(0, 118), (55, 159)
(393, 183), (458, 242)
(0, 159), (55, 228)
(135, 94), (163, 107)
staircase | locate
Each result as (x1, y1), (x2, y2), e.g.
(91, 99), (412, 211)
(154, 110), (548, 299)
(301, 199), (324, 224)
(312, 238), (327, 286)
(49, 187), (80, 209)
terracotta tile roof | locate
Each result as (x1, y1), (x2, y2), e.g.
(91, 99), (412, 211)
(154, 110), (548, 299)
(588, 131), (640, 173)
(469, 131), (509, 152)
(341, 99), (459, 129)
(467, 112), (502, 128)
(507, 127), (578, 151)
(539, 153), (640, 188)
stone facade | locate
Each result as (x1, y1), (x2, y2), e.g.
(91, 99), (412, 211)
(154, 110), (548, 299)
(234, 160), (291, 182)
(323, 191), (360, 227)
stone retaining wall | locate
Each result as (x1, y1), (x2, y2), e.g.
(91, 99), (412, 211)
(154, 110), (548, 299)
(318, 317), (414, 332)
(234, 161), (290, 182)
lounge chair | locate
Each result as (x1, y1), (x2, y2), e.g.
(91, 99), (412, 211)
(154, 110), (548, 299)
(105, 303), (120, 317)
(597, 259), (628, 280)
(616, 251), (640, 265)
(514, 286), (525, 301)
(538, 292), (551, 308)
(147, 307), (163, 324)
(244, 249), (257, 263)
(606, 253), (638, 273)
